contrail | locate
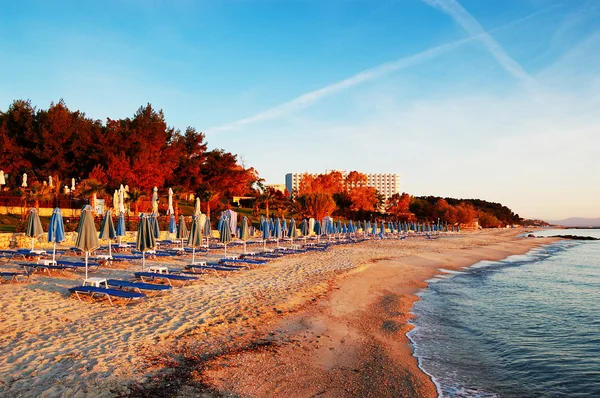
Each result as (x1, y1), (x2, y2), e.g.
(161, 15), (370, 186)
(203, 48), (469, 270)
(208, 5), (548, 134)
(421, 0), (534, 83)
(208, 38), (471, 133)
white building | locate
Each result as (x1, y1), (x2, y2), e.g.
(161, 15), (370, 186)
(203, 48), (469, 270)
(285, 171), (400, 199)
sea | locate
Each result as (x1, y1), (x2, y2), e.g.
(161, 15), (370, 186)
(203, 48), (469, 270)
(408, 229), (600, 398)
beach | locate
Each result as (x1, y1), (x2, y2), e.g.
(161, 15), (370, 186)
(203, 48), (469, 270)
(0, 230), (555, 397)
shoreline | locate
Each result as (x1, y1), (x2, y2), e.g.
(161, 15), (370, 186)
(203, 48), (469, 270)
(0, 230), (556, 397)
(133, 230), (557, 397)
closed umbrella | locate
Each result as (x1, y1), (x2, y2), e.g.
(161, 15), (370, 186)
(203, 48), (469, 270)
(116, 212), (126, 246)
(76, 205), (101, 279)
(288, 218), (299, 246)
(177, 215), (189, 251)
(273, 218), (282, 247)
(136, 213), (155, 271)
(0, 170), (5, 188)
(380, 222), (386, 238)
(203, 217), (212, 247)
(113, 189), (119, 212)
(300, 219), (309, 244)
(167, 188), (174, 215)
(22, 173), (28, 187)
(371, 221), (377, 236)
(168, 214), (176, 237)
(47, 208), (65, 264)
(282, 218), (288, 238)
(187, 214), (203, 264)
(219, 218), (232, 256)
(194, 197), (201, 216)
(261, 218), (270, 250)
(99, 210), (116, 257)
(313, 220), (322, 243)
(118, 185), (125, 214)
(152, 187), (159, 214)
(239, 216), (251, 254)
(25, 208), (44, 252)
(149, 213), (160, 240)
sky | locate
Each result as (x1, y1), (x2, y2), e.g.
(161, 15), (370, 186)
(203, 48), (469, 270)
(1, 0), (599, 220)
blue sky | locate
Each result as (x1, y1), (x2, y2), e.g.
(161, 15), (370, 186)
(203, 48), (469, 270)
(1, 0), (599, 220)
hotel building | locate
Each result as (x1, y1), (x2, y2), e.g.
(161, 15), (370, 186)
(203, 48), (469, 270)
(285, 171), (400, 199)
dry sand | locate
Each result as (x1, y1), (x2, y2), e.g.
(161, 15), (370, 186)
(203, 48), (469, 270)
(0, 230), (555, 397)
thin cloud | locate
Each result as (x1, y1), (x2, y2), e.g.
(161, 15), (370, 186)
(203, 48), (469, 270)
(209, 5), (548, 134)
(421, 0), (535, 83)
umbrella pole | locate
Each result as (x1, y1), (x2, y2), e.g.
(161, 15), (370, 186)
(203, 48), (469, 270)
(192, 247), (195, 264)
(142, 252), (145, 271)
(243, 241), (246, 254)
(85, 252), (89, 280)
(108, 240), (112, 257)
(53, 242), (56, 264)
(31, 237), (34, 252)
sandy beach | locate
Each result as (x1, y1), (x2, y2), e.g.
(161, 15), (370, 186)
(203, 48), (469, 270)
(0, 230), (555, 397)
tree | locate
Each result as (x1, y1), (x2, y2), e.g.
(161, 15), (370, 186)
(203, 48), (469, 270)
(456, 202), (476, 226)
(258, 187), (277, 218)
(126, 188), (145, 215)
(386, 192), (412, 218)
(77, 178), (106, 211)
(348, 186), (379, 212)
(479, 212), (502, 228)
(291, 193), (337, 220)
(433, 198), (458, 223)
(345, 171), (368, 189)
(20, 183), (51, 211)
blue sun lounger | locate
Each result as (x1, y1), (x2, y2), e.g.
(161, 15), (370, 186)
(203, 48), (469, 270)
(68, 285), (146, 305)
(220, 258), (267, 266)
(56, 260), (102, 271)
(106, 279), (172, 294)
(184, 263), (242, 275)
(134, 272), (198, 285)
(0, 271), (31, 283)
(19, 262), (75, 274)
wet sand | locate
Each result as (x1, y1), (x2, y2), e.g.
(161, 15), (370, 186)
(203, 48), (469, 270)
(0, 230), (555, 397)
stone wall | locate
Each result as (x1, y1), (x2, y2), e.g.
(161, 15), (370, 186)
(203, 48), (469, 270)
(0, 206), (81, 217)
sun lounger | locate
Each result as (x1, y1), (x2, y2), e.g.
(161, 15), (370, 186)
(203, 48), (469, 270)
(134, 272), (198, 286)
(56, 260), (102, 271)
(0, 271), (31, 283)
(220, 258), (267, 266)
(183, 264), (242, 276)
(69, 285), (146, 305)
(19, 262), (74, 274)
(106, 279), (172, 294)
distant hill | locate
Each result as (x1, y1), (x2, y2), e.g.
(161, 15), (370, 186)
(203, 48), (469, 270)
(547, 217), (600, 228)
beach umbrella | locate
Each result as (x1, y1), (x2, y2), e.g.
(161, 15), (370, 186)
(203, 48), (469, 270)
(451, 225), (454, 232)
(168, 214), (176, 235)
(380, 222), (386, 238)
(300, 219), (309, 236)
(239, 216), (251, 253)
(113, 190), (119, 211)
(282, 218), (287, 237)
(118, 185), (126, 214)
(152, 187), (159, 214)
(136, 213), (156, 271)
(22, 173), (27, 188)
(187, 214), (204, 264)
(457, 225), (461, 233)
(313, 220), (322, 243)
(47, 208), (65, 264)
(177, 215), (189, 251)
(259, 215), (265, 231)
(116, 212), (126, 245)
(149, 213), (160, 240)
(71, 178), (76, 191)
(287, 218), (299, 245)
(99, 210), (116, 257)
(76, 205), (101, 279)
(167, 188), (174, 215)
(219, 218), (232, 256)
(0, 170), (5, 188)
(194, 197), (201, 216)
(261, 218), (270, 250)
(25, 208), (44, 251)
(269, 218), (275, 233)
(357, 220), (362, 231)
(273, 218), (282, 247)
(203, 216), (212, 247)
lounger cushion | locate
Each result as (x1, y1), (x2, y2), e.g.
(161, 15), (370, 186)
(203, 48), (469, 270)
(106, 279), (172, 291)
(69, 286), (146, 299)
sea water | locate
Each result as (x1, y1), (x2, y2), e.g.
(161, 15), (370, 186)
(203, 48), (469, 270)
(408, 229), (600, 397)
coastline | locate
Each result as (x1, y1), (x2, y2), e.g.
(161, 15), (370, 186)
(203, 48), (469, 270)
(0, 230), (556, 397)
(132, 230), (557, 398)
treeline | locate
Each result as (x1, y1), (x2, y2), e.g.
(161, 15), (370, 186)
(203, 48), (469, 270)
(410, 196), (521, 227)
(0, 100), (258, 211)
